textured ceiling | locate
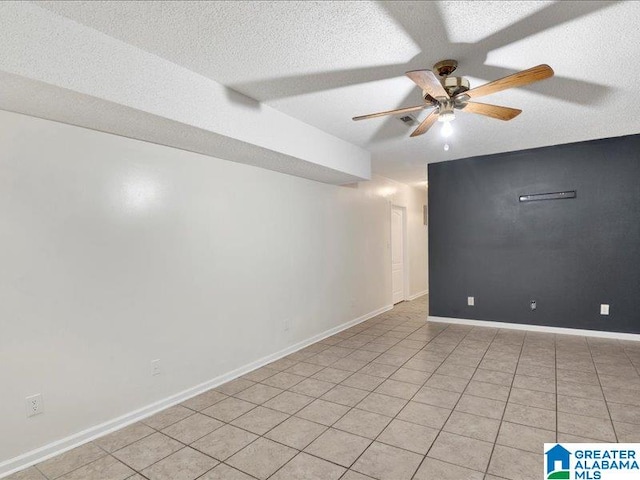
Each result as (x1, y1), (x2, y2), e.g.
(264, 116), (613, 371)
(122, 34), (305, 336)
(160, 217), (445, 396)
(36, 1), (640, 185)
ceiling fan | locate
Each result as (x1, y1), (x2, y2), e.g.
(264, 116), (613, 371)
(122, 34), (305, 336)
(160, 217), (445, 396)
(352, 60), (554, 138)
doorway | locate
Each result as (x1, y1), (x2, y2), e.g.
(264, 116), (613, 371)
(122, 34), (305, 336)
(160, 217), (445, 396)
(391, 205), (407, 304)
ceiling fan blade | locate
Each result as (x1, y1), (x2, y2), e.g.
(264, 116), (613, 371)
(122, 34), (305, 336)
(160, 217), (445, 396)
(462, 102), (522, 121)
(410, 110), (439, 137)
(406, 70), (449, 99)
(352, 104), (427, 121)
(461, 64), (554, 100)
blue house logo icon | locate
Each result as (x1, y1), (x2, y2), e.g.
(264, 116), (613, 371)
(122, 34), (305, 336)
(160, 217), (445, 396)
(545, 444), (572, 479)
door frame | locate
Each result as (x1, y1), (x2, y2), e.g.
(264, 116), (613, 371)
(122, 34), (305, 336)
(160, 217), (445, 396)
(391, 205), (409, 304)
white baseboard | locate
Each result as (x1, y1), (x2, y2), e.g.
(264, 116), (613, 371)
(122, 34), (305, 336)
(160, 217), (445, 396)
(429, 315), (640, 341)
(407, 290), (428, 301)
(0, 303), (393, 479)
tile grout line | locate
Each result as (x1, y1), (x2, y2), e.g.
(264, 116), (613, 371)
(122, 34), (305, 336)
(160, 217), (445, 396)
(266, 312), (440, 480)
(259, 307), (446, 479)
(555, 333), (559, 444)
(339, 321), (470, 480)
(406, 325), (501, 479)
(482, 328), (527, 478)
(432, 326), (510, 478)
(36, 441), (113, 480)
(585, 337), (619, 442)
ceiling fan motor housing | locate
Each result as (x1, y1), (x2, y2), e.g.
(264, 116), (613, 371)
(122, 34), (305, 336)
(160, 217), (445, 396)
(441, 76), (470, 96)
(423, 77), (470, 102)
(430, 59), (470, 96)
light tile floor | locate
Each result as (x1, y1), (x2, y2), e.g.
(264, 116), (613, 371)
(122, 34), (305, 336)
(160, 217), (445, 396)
(9, 296), (640, 480)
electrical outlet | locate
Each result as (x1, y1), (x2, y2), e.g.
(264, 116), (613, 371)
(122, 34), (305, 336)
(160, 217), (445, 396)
(600, 304), (610, 315)
(151, 359), (161, 376)
(283, 318), (292, 332)
(467, 296), (475, 306)
(25, 394), (43, 417)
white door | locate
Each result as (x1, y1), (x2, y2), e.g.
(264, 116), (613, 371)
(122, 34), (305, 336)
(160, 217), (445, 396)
(391, 206), (405, 304)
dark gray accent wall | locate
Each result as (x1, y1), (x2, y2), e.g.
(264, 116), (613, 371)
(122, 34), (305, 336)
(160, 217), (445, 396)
(428, 134), (640, 334)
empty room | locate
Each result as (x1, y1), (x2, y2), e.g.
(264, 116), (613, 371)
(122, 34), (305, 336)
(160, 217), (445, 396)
(1, 1), (639, 480)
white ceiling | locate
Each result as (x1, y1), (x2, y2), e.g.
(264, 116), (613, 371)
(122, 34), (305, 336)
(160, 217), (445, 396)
(35, 1), (640, 185)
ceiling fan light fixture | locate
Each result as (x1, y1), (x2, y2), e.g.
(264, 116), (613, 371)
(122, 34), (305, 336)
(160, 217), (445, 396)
(438, 111), (455, 123)
(441, 120), (453, 138)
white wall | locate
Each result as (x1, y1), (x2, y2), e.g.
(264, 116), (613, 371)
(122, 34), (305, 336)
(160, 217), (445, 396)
(0, 110), (427, 467)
